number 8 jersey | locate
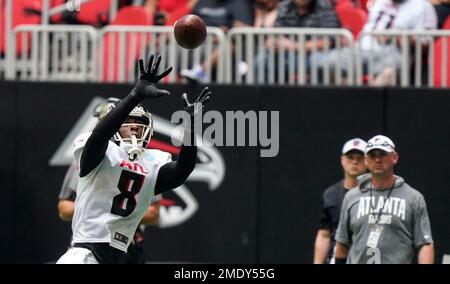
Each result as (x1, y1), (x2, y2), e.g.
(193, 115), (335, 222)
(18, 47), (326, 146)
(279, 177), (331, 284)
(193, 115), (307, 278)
(71, 132), (172, 252)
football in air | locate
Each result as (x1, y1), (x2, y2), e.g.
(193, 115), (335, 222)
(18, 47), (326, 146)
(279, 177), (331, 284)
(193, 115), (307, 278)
(173, 14), (207, 50)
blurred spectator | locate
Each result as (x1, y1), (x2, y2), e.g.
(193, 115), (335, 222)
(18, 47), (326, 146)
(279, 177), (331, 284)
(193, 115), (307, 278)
(431, 0), (450, 28)
(180, 0), (254, 83)
(193, 0), (253, 30)
(273, 0), (340, 58)
(145, 0), (198, 26)
(318, 0), (437, 86)
(255, 0), (340, 82)
(228, 0), (279, 83)
(361, 0), (437, 85)
(254, 0), (280, 28)
(274, 0), (340, 33)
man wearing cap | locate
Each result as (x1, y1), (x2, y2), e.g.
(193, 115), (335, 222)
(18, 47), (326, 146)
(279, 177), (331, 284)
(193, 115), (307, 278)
(334, 135), (435, 264)
(314, 138), (368, 264)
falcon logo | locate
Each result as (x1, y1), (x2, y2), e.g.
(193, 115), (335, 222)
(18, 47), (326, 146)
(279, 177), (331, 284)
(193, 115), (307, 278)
(49, 97), (226, 228)
(146, 113), (225, 228)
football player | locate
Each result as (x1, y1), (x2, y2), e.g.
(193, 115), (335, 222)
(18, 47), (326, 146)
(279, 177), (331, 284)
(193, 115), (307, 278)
(57, 97), (162, 264)
(57, 54), (211, 264)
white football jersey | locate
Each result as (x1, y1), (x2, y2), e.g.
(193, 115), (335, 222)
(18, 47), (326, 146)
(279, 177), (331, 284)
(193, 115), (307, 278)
(71, 132), (172, 252)
(360, 0), (437, 50)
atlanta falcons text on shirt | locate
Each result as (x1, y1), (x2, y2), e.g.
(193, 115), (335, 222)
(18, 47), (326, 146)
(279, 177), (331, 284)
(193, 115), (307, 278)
(357, 196), (406, 224)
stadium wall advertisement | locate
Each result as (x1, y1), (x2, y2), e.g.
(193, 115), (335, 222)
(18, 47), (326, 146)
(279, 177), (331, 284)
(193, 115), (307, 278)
(0, 82), (449, 264)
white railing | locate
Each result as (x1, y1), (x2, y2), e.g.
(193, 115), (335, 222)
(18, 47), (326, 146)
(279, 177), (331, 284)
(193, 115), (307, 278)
(2, 0), (119, 81)
(226, 27), (355, 86)
(8, 25), (97, 81)
(98, 25), (226, 83)
(357, 30), (450, 88)
(2, 22), (450, 88)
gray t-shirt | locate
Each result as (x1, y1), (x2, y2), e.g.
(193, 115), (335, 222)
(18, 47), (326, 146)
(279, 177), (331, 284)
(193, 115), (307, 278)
(336, 175), (433, 264)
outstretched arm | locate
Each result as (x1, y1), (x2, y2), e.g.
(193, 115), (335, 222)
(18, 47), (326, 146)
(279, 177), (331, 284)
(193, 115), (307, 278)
(154, 87), (212, 195)
(79, 55), (172, 177)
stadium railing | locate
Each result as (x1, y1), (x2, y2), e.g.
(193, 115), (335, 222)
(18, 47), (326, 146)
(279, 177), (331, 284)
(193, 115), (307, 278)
(2, 25), (450, 88)
(98, 25), (226, 83)
(1, 0), (119, 80)
(226, 27), (355, 86)
(357, 30), (450, 88)
(7, 24), (97, 81)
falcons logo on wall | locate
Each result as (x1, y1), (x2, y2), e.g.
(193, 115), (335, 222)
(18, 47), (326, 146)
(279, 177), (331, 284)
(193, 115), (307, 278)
(49, 97), (225, 228)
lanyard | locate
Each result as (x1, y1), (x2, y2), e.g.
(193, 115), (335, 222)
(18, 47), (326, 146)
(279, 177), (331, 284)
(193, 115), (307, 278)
(369, 179), (395, 226)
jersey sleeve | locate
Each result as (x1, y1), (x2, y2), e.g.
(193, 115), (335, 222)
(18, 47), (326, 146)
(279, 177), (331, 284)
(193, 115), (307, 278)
(153, 150), (172, 165)
(164, 152), (172, 164)
(413, 194), (433, 247)
(145, 149), (173, 178)
(156, 151), (173, 177)
(73, 132), (92, 164)
(414, 2), (437, 30)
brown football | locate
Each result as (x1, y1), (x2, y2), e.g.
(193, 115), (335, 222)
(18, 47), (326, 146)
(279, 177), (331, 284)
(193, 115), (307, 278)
(173, 14), (207, 49)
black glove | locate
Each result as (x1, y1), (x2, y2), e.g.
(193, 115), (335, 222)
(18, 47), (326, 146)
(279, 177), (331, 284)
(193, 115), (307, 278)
(134, 54), (173, 99)
(182, 87), (212, 121)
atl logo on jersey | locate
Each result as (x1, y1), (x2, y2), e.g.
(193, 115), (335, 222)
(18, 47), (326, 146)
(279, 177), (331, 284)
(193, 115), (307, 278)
(119, 160), (149, 175)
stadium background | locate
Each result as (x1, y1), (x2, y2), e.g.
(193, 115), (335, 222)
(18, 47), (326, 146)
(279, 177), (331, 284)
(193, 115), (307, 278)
(0, 81), (449, 263)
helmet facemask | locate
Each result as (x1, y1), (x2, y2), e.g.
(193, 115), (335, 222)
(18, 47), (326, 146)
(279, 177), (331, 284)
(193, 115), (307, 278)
(113, 105), (154, 161)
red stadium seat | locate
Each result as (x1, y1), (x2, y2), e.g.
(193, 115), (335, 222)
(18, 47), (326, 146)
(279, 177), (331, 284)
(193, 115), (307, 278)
(111, 5), (153, 25)
(102, 6), (153, 82)
(433, 16), (450, 87)
(336, 5), (368, 38)
(0, 0), (41, 55)
(443, 15), (450, 30)
(76, 0), (112, 26)
(157, 0), (192, 26)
